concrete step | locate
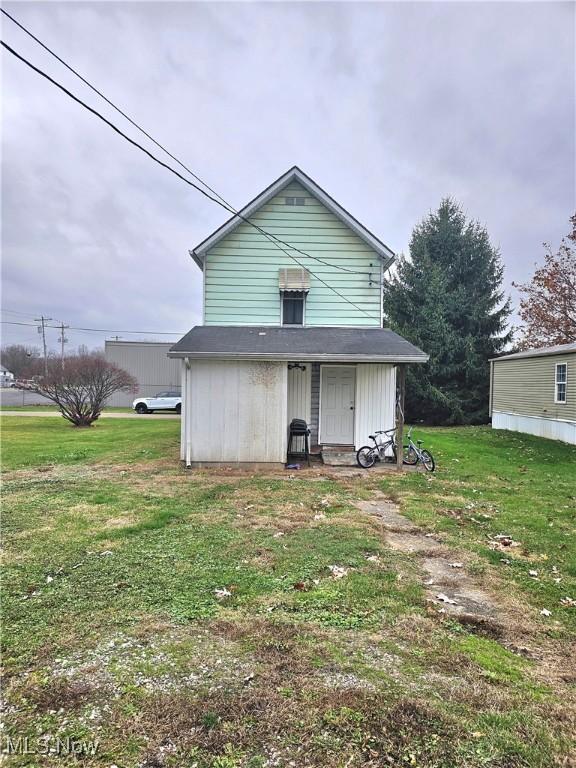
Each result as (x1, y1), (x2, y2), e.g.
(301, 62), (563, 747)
(321, 447), (357, 466)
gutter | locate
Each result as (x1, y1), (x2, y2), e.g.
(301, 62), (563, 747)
(167, 352), (429, 363)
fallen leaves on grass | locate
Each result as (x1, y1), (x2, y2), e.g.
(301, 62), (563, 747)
(488, 534), (521, 553)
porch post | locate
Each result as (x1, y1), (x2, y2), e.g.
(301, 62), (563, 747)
(395, 364), (406, 471)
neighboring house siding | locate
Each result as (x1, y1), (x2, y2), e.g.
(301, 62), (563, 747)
(204, 181), (382, 327)
(491, 353), (576, 423)
(182, 360), (287, 463)
(104, 341), (181, 407)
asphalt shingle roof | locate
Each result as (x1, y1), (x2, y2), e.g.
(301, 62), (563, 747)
(169, 326), (428, 363)
(491, 342), (576, 362)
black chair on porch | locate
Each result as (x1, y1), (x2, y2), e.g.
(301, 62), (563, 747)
(287, 418), (311, 467)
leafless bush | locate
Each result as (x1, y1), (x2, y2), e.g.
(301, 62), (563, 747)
(23, 353), (137, 426)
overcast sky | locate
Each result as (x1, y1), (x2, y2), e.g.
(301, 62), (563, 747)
(2, 1), (574, 352)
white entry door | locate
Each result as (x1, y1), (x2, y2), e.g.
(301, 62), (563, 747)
(320, 366), (356, 444)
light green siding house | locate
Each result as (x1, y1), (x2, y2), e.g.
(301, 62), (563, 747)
(490, 342), (576, 445)
(199, 178), (385, 327)
(171, 167), (428, 466)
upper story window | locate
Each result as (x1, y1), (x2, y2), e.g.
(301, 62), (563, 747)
(279, 268), (309, 326)
(282, 291), (305, 325)
(555, 362), (567, 403)
(285, 196), (306, 206)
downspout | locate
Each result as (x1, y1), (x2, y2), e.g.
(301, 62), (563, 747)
(184, 357), (192, 467)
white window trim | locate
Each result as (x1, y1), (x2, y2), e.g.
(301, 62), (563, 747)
(554, 361), (567, 404)
(280, 290), (306, 327)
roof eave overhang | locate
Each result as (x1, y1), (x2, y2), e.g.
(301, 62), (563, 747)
(189, 249), (204, 270)
(168, 351), (428, 363)
(489, 349), (576, 362)
(189, 167), (396, 271)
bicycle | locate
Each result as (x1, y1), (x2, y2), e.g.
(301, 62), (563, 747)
(356, 426), (435, 472)
(399, 426), (435, 472)
(356, 428), (398, 468)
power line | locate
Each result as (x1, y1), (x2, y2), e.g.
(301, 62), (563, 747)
(1, 320), (183, 335)
(1, 308), (38, 319)
(0, 10), (376, 278)
(0, 42), (233, 207)
(0, 7), (232, 210)
(1, 40), (376, 317)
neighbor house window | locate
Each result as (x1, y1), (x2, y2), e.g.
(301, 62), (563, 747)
(282, 291), (305, 325)
(555, 362), (567, 403)
(285, 196), (306, 206)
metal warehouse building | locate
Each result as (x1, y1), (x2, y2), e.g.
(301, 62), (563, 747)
(104, 340), (181, 407)
(490, 342), (576, 445)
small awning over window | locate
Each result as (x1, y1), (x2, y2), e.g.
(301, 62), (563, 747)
(279, 267), (310, 292)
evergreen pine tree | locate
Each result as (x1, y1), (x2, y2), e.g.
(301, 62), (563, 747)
(384, 199), (511, 424)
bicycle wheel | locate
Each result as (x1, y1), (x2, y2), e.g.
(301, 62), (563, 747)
(402, 445), (419, 465)
(357, 446), (377, 468)
(421, 450), (435, 472)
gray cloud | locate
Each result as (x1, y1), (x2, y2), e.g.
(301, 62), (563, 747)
(2, 1), (574, 351)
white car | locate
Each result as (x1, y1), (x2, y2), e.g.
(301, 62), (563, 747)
(132, 391), (182, 414)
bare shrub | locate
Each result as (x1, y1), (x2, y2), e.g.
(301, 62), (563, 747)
(23, 353), (136, 427)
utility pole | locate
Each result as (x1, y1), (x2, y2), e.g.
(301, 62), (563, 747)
(58, 322), (69, 369)
(34, 316), (52, 376)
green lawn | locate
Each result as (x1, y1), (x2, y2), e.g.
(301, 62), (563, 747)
(0, 404), (133, 413)
(2, 416), (575, 767)
(1, 416), (177, 469)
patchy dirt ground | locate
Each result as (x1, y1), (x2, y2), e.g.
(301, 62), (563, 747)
(3, 420), (575, 767)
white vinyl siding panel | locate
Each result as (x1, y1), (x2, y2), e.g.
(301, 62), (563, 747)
(182, 360), (287, 463)
(492, 353), (576, 423)
(492, 412), (576, 445)
(287, 365), (312, 425)
(204, 181), (382, 327)
(353, 364), (396, 450)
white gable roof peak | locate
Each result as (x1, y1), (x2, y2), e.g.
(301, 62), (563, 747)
(190, 166), (395, 270)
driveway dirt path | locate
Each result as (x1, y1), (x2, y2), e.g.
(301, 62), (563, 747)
(356, 491), (576, 694)
(356, 493), (502, 622)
